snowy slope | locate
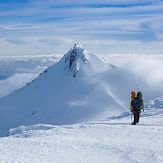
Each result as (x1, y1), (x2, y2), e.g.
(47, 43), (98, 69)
(0, 104), (163, 163)
(0, 43), (125, 136)
(0, 43), (162, 137)
(0, 44), (163, 162)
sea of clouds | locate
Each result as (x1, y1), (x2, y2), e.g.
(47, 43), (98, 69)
(0, 54), (163, 99)
(0, 55), (60, 97)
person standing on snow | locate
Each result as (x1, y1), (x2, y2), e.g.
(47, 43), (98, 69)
(130, 91), (144, 125)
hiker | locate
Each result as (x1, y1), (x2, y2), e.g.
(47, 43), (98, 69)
(130, 91), (144, 125)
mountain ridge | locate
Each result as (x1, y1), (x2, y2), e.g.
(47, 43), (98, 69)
(0, 43), (127, 136)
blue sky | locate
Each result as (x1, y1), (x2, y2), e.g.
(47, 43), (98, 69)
(0, 0), (163, 56)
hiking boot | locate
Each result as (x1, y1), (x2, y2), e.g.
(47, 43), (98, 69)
(131, 122), (136, 125)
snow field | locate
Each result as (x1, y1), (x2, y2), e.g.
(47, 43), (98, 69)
(0, 111), (163, 163)
(0, 44), (163, 162)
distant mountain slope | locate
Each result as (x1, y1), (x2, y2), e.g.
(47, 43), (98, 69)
(145, 96), (163, 109)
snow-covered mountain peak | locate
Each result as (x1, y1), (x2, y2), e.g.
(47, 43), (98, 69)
(70, 42), (88, 61)
(73, 42), (83, 49)
(62, 43), (89, 77)
(59, 43), (110, 77)
(0, 44), (125, 136)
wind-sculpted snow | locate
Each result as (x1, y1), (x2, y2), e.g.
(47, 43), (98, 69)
(8, 124), (56, 138)
(1, 110), (163, 162)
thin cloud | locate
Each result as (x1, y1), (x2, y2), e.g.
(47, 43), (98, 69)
(0, 0), (163, 55)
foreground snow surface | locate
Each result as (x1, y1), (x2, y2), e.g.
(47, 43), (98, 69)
(0, 109), (163, 163)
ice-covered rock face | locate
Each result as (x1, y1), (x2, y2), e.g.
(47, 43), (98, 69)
(64, 43), (88, 77)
